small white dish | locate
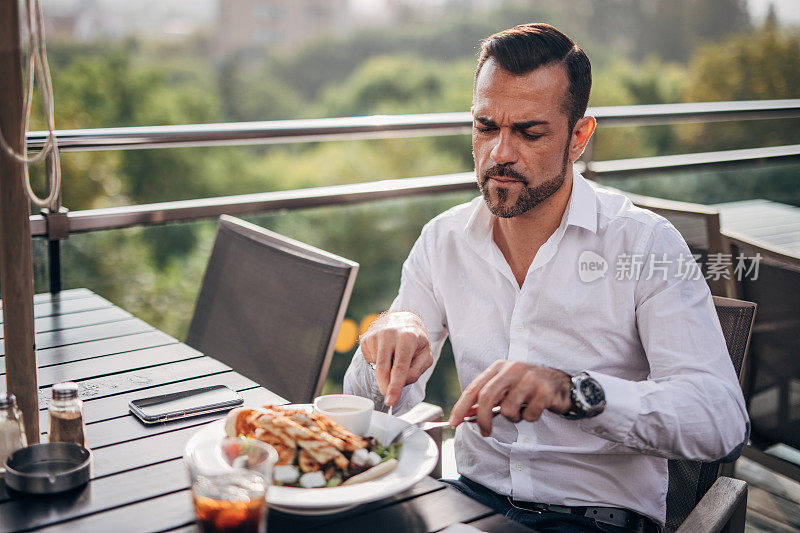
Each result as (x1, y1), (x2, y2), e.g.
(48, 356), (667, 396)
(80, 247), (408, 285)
(313, 394), (374, 436)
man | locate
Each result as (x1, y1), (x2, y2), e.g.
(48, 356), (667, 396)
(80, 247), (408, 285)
(344, 23), (748, 532)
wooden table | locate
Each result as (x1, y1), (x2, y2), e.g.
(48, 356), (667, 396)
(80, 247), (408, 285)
(0, 289), (529, 532)
(715, 199), (800, 255)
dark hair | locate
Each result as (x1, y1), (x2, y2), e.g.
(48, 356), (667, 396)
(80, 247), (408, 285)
(476, 23), (591, 133)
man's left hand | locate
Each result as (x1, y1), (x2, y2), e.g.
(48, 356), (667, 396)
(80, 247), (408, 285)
(448, 361), (572, 437)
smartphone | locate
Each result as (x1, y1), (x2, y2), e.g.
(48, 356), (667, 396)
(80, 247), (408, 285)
(129, 385), (244, 424)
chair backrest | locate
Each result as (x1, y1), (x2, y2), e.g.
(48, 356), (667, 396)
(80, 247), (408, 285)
(723, 230), (800, 451)
(665, 296), (756, 531)
(186, 215), (359, 404)
(591, 183), (730, 296)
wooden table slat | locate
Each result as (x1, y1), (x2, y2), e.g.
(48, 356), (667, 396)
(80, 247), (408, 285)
(0, 288), (95, 310)
(32, 489), (196, 533)
(0, 458), (191, 532)
(307, 485), (494, 533)
(0, 330), (178, 375)
(0, 307), (132, 340)
(0, 344), (205, 394)
(0, 318), (155, 356)
(268, 476), (447, 533)
(31, 356), (234, 410)
(33, 343), (203, 389)
(32, 288), (96, 303)
(0, 293), (113, 323)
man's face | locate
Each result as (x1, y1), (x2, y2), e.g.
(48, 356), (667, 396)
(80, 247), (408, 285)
(472, 59), (573, 218)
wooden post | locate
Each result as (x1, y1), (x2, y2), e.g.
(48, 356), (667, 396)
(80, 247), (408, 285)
(0, 0), (41, 443)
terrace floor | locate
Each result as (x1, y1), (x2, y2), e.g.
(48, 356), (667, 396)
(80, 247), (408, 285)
(738, 455), (800, 532)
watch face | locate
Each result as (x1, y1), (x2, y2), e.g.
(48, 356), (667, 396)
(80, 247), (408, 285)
(579, 379), (604, 406)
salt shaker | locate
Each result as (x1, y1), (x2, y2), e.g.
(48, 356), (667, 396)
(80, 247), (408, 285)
(0, 393), (28, 475)
(48, 382), (86, 447)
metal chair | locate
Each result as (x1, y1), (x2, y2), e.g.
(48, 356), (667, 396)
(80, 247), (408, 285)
(592, 183), (731, 296)
(669, 295), (756, 532)
(723, 230), (800, 483)
(186, 215), (358, 403)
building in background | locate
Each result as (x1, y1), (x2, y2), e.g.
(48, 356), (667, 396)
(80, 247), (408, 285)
(215, 0), (352, 60)
(42, 0), (216, 42)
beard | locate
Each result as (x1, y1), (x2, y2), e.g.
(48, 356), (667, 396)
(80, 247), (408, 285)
(477, 144), (570, 219)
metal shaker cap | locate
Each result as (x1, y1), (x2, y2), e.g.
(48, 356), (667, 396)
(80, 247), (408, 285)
(52, 382), (79, 401)
(0, 393), (17, 409)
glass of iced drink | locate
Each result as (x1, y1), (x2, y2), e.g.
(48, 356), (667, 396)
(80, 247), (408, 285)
(191, 470), (268, 533)
(185, 437), (277, 533)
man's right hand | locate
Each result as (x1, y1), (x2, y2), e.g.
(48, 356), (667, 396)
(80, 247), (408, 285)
(359, 311), (433, 406)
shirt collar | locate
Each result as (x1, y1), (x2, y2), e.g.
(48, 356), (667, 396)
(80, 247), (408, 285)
(567, 170), (598, 234)
(464, 167), (599, 241)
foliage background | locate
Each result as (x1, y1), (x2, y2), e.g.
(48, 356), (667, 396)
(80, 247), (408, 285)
(19, 0), (800, 415)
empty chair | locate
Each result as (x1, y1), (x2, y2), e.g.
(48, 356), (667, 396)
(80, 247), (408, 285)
(666, 295), (756, 531)
(724, 230), (800, 481)
(186, 215), (358, 404)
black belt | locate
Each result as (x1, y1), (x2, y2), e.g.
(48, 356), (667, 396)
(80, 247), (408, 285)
(507, 497), (661, 533)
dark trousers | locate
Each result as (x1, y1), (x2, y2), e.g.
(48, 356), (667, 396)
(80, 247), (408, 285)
(443, 476), (635, 533)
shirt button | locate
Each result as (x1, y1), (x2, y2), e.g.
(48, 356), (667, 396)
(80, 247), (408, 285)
(521, 436), (532, 443)
(514, 324), (524, 332)
(514, 462), (525, 471)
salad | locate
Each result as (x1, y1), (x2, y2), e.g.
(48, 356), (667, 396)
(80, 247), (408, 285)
(224, 405), (401, 488)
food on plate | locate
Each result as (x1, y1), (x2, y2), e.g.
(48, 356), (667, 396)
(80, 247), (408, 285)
(224, 405), (401, 487)
(342, 458), (399, 486)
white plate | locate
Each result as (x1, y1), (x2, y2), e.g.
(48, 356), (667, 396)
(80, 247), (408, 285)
(184, 405), (439, 515)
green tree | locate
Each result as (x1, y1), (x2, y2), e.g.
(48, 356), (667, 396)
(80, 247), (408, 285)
(634, 0), (750, 63)
(681, 26), (800, 152)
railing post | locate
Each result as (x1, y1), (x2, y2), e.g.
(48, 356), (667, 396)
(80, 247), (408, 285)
(42, 207), (69, 294)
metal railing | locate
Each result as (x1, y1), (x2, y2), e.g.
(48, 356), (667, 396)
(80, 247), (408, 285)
(26, 99), (800, 153)
(27, 99), (800, 292)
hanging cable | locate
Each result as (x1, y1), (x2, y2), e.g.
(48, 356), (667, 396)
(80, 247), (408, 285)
(0, 0), (61, 211)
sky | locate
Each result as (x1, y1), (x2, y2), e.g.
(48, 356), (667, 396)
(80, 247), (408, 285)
(748, 0), (800, 25)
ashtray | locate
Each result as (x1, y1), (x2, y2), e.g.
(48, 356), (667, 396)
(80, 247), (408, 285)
(4, 442), (92, 494)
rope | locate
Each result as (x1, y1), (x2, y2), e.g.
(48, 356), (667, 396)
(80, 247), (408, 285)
(0, 0), (61, 211)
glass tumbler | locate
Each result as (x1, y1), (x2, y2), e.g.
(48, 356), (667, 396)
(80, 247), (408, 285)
(185, 437), (277, 533)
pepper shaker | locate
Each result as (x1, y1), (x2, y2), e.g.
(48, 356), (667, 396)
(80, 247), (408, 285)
(48, 382), (86, 447)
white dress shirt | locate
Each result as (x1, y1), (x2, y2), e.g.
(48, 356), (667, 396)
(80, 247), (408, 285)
(343, 170), (749, 524)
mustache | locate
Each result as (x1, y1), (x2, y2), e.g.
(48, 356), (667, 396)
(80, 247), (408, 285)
(481, 165), (529, 185)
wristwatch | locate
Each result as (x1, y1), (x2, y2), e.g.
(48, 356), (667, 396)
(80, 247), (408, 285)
(563, 372), (606, 420)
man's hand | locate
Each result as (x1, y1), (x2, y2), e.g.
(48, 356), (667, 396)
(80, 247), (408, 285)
(359, 311), (433, 406)
(448, 361), (572, 437)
